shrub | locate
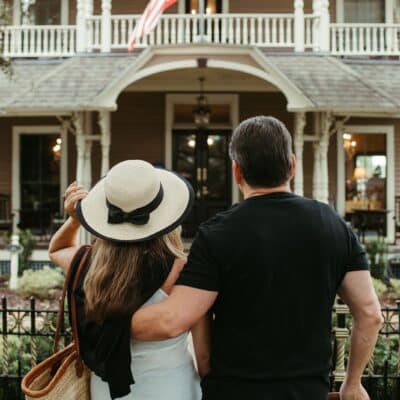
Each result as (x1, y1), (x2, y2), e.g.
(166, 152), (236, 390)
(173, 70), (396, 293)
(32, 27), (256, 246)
(365, 239), (388, 280)
(17, 266), (64, 298)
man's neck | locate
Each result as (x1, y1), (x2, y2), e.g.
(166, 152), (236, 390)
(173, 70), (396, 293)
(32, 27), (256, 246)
(243, 184), (291, 200)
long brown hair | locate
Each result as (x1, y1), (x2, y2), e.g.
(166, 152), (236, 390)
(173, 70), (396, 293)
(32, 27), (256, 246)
(83, 227), (185, 323)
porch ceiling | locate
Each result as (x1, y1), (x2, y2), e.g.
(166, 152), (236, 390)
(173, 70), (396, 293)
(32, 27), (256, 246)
(0, 48), (400, 115)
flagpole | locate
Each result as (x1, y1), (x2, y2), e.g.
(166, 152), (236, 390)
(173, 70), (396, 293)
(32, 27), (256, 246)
(199, 0), (205, 43)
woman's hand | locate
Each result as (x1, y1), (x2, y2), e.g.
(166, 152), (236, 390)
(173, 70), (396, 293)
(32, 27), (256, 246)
(64, 182), (88, 220)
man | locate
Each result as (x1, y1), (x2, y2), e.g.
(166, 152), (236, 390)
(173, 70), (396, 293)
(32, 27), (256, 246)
(131, 116), (383, 400)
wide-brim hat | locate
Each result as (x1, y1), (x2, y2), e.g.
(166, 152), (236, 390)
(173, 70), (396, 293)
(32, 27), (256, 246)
(76, 160), (194, 242)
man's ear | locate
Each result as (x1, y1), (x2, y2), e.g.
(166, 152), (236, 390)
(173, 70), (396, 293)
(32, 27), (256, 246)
(232, 160), (243, 186)
(289, 154), (297, 181)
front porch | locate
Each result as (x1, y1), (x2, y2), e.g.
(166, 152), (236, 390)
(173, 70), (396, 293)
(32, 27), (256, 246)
(0, 47), (400, 261)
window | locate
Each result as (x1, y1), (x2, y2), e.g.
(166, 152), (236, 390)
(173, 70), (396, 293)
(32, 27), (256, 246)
(19, 134), (62, 235)
(344, 0), (385, 23)
(22, 0), (62, 25)
(185, 0), (222, 14)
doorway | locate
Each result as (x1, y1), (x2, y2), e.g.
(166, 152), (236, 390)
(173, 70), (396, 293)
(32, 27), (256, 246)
(173, 129), (231, 237)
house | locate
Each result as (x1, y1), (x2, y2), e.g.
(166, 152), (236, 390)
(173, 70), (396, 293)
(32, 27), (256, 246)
(0, 0), (400, 266)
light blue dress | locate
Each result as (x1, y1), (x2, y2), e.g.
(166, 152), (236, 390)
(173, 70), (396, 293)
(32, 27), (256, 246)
(90, 289), (202, 400)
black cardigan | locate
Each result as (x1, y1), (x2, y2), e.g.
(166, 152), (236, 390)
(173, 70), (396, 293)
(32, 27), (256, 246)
(67, 245), (173, 399)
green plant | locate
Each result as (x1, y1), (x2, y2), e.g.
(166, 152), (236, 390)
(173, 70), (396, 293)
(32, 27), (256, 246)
(17, 266), (64, 298)
(365, 239), (388, 280)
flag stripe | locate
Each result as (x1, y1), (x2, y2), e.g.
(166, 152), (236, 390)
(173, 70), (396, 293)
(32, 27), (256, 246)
(128, 0), (178, 50)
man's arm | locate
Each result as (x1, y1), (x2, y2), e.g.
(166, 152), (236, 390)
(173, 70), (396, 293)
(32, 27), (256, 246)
(131, 285), (217, 341)
(338, 270), (383, 400)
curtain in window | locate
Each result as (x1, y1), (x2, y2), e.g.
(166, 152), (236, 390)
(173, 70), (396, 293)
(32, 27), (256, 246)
(344, 0), (385, 23)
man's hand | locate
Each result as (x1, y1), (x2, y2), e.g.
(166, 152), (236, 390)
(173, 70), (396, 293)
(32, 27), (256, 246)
(340, 381), (370, 400)
(64, 181), (88, 220)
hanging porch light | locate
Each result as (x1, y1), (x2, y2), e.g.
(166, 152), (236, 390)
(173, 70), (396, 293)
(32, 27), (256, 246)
(193, 77), (211, 127)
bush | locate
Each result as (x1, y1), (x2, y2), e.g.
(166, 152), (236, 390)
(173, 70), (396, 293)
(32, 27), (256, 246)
(365, 239), (388, 280)
(17, 266), (64, 298)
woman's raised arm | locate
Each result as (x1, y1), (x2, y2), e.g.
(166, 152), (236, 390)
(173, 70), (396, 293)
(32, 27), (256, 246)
(48, 182), (88, 273)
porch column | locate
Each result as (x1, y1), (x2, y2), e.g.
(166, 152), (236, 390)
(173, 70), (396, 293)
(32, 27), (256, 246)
(73, 112), (85, 185)
(319, 0), (330, 52)
(294, 112), (306, 196)
(294, 0), (305, 52)
(83, 112), (93, 190)
(76, 0), (87, 52)
(313, 142), (322, 200)
(85, 0), (94, 52)
(101, 0), (112, 53)
(319, 112), (333, 204)
(99, 111), (111, 176)
(312, 0), (321, 51)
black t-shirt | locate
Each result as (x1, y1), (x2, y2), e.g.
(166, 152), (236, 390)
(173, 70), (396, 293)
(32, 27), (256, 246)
(176, 192), (369, 400)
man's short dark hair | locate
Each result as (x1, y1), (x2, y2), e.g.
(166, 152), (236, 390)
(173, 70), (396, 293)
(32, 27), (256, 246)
(229, 116), (293, 188)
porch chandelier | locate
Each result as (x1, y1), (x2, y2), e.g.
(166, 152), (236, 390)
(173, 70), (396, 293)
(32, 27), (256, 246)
(193, 77), (211, 127)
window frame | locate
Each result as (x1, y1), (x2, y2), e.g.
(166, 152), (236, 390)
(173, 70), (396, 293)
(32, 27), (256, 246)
(336, 0), (394, 23)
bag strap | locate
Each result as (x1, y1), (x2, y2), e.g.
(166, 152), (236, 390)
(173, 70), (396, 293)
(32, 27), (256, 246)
(53, 245), (91, 354)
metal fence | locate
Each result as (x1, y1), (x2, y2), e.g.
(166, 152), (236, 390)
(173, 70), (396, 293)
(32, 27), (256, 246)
(0, 297), (399, 400)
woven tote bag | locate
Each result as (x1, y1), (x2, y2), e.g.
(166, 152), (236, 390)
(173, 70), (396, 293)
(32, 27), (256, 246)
(21, 246), (91, 400)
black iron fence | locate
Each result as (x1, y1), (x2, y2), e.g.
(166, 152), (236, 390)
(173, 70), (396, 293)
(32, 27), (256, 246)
(0, 297), (399, 400)
(0, 297), (70, 400)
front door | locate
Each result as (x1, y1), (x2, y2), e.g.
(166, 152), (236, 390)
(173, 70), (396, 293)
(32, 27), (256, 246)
(173, 129), (232, 237)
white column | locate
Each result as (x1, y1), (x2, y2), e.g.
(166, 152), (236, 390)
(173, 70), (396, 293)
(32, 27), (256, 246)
(313, 142), (321, 200)
(101, 0), (112, 52)
(312, 0), (321, 51)
(294, 112), (306, 196)
(73, 112), (86, 185)
(9, 235), (20, 290)
(76, 0), (87, 52)
(319, 0), (330, 52)
(99, 111), (111, 176)
(294, 0), (305, 52)
(319, 112), (333, 204)
(83, 112), (93, 190)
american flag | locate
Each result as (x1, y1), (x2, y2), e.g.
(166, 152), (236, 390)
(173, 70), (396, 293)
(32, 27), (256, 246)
(128, 0), (178, 51)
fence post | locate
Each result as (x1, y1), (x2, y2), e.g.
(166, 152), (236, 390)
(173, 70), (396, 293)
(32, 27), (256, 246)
(319, 0), (330, 52)
(9, 234), (20, 290)
(334, 300), (349, 391)
(2, 297), (9, 376)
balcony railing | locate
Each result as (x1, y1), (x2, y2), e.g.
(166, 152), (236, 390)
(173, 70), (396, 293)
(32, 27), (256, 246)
(331, 23), (400, 55)
(86, 13), (317, 50)
(1, 25), (76, 57)
(1, 14), (400, 58)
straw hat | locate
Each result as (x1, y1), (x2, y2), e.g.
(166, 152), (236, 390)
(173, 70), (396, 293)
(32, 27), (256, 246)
(76, 160), (194, 242)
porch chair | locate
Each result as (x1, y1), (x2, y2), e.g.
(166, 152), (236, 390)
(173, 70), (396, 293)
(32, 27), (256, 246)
(0, 194), (12, 231)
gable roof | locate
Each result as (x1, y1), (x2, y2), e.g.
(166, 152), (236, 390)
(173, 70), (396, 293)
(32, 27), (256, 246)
(1, 51), (400, 115)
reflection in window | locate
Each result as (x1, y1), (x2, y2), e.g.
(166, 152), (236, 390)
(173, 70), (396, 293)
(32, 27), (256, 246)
(186, 0), (222, 14)
(20, 134), (61, 236)
(344, 0), (385, 23)
(22, 0), (61, 25)
(344, 133), (387, 212)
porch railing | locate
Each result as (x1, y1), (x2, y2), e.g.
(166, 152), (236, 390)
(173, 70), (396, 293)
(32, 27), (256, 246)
(330, 23), (400, 56)
(87, 13), (317, 51)
(1, 25), (76, 57)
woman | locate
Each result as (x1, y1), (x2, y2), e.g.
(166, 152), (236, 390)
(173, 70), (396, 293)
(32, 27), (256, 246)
(49, 160), (210, 400)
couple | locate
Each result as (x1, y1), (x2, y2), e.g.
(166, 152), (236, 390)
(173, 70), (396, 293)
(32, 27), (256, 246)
(49, 116), (382, 400)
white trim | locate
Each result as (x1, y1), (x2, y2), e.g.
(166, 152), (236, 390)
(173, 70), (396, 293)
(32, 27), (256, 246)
(12, 126), (67, 233)
(94, 46), (313, 112)
(336, 124), (395, 243)
(222, 0), (229, 13)
(165, 93), (239, 205)
(336, 0), (394, 23)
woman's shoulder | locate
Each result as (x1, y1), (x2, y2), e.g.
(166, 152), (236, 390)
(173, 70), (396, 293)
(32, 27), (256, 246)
(161, 257), (187, 295)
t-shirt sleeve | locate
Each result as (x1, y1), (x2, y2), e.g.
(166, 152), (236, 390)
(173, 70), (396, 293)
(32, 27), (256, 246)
(346, 226), (370, 272)
(175, 228), (220, 292)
